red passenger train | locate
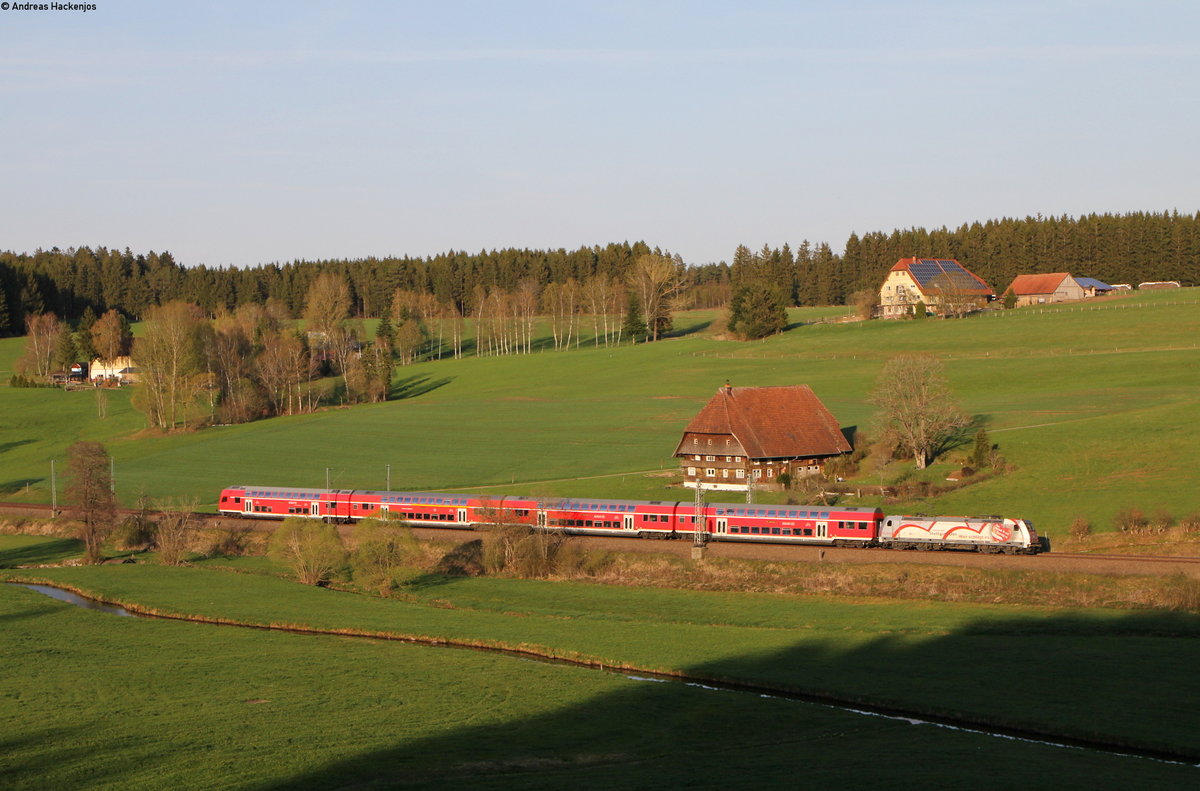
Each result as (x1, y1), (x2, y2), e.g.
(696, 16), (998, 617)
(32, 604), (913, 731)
(218, 485), (1043, 554)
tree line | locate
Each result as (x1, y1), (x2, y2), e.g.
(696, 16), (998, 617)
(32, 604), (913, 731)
(3, 211), (1198, 340)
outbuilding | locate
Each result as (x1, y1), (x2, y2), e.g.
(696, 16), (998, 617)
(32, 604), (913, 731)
(1003, 273), (1086, 306)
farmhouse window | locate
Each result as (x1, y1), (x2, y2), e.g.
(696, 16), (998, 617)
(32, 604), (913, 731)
(694, 455), (701, 461)
(722, 469), (730, 478)
(725, 456), (732, 462)
(687, 467), (696, 476)
(707, 438), (713, 445)
(705, 455), (715, 462)
(736, 469), (745, 479)
(705, 468), (716, 477)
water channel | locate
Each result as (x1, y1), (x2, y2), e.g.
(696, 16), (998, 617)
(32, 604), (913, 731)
(9, 581), (1196, 769)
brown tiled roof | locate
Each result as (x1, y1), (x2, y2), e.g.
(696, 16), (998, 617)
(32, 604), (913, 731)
(1004, 273), (1071, 295)
(674, 385), (851, 459)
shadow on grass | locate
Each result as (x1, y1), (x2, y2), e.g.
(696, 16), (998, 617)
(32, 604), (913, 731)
(0, 439), (35, 454)
(250, 608), (1200, 790)
(0, 537), (82, 568)
(0, 478), (43, 496)
(392, 375), (454, 401)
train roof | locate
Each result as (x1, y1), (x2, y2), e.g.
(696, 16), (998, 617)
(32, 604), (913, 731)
(710, 502), (882, 518)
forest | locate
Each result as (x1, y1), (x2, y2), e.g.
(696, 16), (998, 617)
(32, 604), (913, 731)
(1, 210), (1198, 337)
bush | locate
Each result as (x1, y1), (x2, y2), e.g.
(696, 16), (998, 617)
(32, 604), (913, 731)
(350, 519), (420, 592)
(482, 523), (573, 579)
(1178, 514), (1200, 535)
(1114, 506), (1150, 534)
(205, 526), (249, 557)
(1149, 509), (1175, 533)
(155, 506), (197, 566)
(110, 514), (156, 551)
(433, 539), (484, 576)
(1069, 516), (1092, 542)
(268, 519), (345, 585)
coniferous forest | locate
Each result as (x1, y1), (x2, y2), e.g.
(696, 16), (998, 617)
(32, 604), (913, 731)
(1, 210), (1197, 336)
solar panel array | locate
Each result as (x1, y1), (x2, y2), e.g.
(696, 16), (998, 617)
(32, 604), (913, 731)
(908, 258), (986, 291)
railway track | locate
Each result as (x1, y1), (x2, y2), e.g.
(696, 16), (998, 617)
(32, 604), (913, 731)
(4, 502), (1198, 577)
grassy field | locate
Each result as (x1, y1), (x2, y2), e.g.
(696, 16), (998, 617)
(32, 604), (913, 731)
(2, 291), (1198, 536)
(2, 548), (1199, 788)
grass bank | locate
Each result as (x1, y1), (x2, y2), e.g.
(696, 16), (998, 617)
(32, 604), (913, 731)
(4, 555), (1199, 762)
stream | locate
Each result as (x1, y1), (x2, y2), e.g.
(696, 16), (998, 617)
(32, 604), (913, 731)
(9, 581), (1196, 769)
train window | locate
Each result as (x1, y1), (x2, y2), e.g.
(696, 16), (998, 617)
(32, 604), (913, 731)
(803, 528), (813, 536)
(771, 528), (781, 535)
(783, 529), (791, 535)
(234, 497), (241, 503)
(750, 527), (760, 534)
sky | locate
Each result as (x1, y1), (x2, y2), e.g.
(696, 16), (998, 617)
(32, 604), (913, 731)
(1, 1), (1197, 268)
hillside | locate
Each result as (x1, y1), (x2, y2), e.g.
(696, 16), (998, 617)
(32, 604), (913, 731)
(1, 290), (1197, 536)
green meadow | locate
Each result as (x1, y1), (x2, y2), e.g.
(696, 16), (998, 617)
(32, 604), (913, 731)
(2, 543), (1199, 788)
(2, 289), (1199, 534)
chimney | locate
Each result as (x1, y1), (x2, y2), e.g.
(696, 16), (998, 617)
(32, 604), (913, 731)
(722, 381), (733, 396)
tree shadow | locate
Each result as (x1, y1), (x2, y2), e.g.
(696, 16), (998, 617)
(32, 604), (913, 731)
(392, 375), (454, 401)
(0, 538), (82, 568)
(663, 319), (713, 338)
(0, 477), (44, 496)
(248, 608), (1200, 790)
(933, 414), (991, 461)
(0, 439), (35, 454)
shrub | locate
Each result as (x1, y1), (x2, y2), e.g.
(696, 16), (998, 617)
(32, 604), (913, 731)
(350, 519), (420, 591)
(1068, 516), (1092, 542)
(1114, 506), (1149, 534)
(1149, 509), (1175, 533)
(205, 526), (249, 557)
(268, 518), (345, 585)
(482, 523), (573, 579)
(1178, 514), (1200, 535)
(155, 505), (197, 566)
(433, 539), (484, 576)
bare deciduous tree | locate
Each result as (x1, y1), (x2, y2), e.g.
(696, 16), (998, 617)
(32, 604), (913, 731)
(869, 353), (970, 469)
(66, 441), (117, 564)
(133, 301), (206, 430)
(18, 312), (62, 378)
(155, 499), (198, 566)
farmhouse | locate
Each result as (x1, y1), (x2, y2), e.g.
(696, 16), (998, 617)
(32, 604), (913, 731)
(89, 355), (139, 385)
(674, 384), (851, 491)
(879, 258), (994, 318)
(1002, 273), (1086, 306)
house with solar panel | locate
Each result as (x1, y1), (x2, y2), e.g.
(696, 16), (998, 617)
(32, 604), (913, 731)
(674, 383), (851, 491)
(879, 258), (995, 319)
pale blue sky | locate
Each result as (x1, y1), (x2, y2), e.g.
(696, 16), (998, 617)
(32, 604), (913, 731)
(2, 1), (1196, 267)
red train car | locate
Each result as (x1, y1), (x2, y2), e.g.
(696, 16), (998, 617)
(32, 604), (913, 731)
(218, 485), (1038, 553)
(710, 503), (883, 546)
